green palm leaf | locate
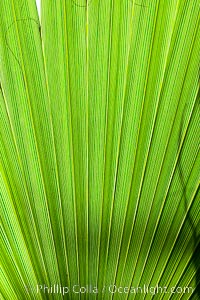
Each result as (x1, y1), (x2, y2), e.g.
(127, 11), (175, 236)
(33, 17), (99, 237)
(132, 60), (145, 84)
(0, 0), (199, 299)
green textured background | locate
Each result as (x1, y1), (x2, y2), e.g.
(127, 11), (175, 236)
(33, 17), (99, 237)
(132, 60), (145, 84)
(0, 0), (199, 299)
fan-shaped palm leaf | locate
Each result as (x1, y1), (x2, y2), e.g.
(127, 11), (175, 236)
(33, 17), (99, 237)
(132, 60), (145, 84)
(0, 0), (199, 299)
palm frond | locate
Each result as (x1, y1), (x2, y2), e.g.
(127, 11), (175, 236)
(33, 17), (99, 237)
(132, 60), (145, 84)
(0, 0), (199, 299)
